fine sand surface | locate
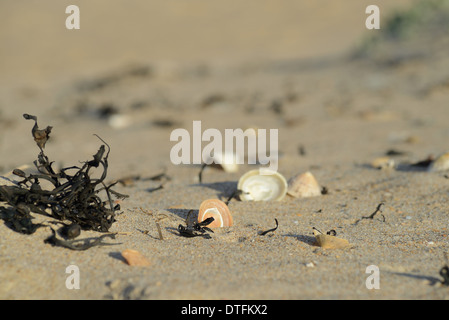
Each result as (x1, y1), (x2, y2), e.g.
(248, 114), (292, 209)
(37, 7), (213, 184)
(1, 0), (449, 300)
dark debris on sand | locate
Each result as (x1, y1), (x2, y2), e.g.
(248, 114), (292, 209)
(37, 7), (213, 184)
(0, 114), (128, 240)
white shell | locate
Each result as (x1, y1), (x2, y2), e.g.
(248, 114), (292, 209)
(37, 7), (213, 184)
(287, 171), (321, 198)
(108, 114), (133, 129)
(371, 157), (395, 170)
(207, 151), (240, 173)
(428, 151), (449, 172)
(237, 169), (287, 201)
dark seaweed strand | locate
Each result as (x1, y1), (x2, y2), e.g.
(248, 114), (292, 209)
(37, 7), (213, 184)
(0, 115), (127, 233)
(259, 218), (279, 236)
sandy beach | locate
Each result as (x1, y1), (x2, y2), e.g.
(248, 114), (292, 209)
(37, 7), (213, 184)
(1, 0), (449, 301)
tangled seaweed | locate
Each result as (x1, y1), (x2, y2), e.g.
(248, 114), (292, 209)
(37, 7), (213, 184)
(0, 114), (127, 234)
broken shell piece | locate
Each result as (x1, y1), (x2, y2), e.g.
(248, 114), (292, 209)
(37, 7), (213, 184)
(371, 157), (395, 170)
(206, 151), (240, 173)
(198, 199), (233, 228)
(121, 249), (151, 266)
(313, 228), (351, 249)
(287, 171), (321, 198)
(237, 169), (287, 201)
(428, 151), (449, 172)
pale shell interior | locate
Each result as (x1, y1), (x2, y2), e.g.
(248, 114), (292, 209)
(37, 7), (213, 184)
(202, 207), (224, 227)
(207, 151), (240, 173)
(237, 169), (287, 201)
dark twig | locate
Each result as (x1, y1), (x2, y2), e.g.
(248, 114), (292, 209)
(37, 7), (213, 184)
(364, 202), (385, 220)
(354, 202), (385, 225)
(198, 163), (207, 184)
(259, 218), (279, 236)
(225, 189), (244, 205)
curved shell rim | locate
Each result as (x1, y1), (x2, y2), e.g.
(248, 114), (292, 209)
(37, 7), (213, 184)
(237, 169), (288, 201)
(198, 199), (233, 228)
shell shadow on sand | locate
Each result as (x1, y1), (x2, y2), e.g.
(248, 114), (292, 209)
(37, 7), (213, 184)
(284, 233), (317, 246)
(165, 208), (198, 220)
(388, 271), (442, 286)
(357, 162), (431, 173)
(190, 181), (238, 202)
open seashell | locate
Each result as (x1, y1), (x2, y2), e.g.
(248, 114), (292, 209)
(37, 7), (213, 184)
(121, 249), (151, 266)
(313, 228), (351, 249)
(237, 169), (287, 201)
(198, 199), (233, 228)
(287, 171), (321, 198)
(428, 151), (449, 172)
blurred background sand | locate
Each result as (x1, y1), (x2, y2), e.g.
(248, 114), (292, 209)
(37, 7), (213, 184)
(1, 0), (413, 81)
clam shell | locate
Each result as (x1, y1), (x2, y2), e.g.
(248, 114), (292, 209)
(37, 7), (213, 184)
(287, 171), (321, 198)
(198, 199), (233, 228)
(313, 229), (351, 249)
(121, 249), (151, 266)
(428, 151), (449, 172)
(237, 169), (287, 201)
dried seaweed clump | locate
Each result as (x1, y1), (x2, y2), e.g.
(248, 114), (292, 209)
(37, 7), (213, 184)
(0, 114), (127, 234)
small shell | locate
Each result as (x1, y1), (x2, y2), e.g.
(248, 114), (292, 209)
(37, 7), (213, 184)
(108, 114), (133, 129)
(198, 199), (233, 228)
(371, 157), (395, 170)
(121, 249), (151, 266)
(206, 151), (240, 173)
(237, 169), (287, 201)
(428, 151), (449, 172)
(287, 171), (321, 198)
(313, 229), (351, 249)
